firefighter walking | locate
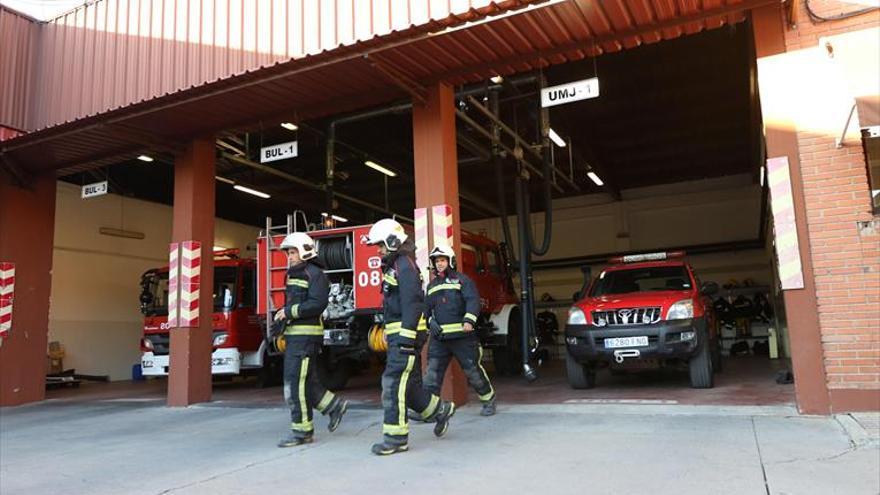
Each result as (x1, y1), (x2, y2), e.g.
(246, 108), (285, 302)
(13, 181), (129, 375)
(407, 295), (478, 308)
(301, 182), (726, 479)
(274, 232), (349, 447)
(424, 245), (497, 416)
(365, 219), (455, 456)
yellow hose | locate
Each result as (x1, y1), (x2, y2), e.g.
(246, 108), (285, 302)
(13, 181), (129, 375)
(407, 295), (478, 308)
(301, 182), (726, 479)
(367, 325), (387, 353)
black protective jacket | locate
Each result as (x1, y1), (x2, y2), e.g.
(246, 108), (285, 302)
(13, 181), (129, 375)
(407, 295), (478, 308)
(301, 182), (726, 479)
(425, 268), (481, 340)
(283, 261), (329, 339)
(381, 249), (425, 347)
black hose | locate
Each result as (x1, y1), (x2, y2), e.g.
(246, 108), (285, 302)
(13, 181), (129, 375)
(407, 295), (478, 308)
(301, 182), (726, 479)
(317, 238), (351, 270)
(491, 91), (518, 265)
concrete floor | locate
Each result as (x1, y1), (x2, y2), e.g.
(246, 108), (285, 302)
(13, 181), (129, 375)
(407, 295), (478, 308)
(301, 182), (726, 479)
(2, 399), (878, 495)
(43, 355), (795, 409)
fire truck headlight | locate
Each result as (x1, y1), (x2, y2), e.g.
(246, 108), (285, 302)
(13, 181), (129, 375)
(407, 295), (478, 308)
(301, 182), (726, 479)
(212, 333), (229, 347)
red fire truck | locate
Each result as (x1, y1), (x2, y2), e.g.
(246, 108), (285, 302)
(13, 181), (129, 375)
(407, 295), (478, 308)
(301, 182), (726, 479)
(138, 249), (282, 384)
(258, 219), (521, 389)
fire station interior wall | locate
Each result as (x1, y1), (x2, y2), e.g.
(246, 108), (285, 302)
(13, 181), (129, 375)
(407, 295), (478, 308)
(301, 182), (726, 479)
(48, 182), (259, 381)
(462, 174), (783, 355)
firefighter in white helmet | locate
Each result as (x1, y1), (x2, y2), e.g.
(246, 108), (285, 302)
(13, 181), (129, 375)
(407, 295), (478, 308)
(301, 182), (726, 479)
(365, 218), (455, 455)
(424, 244), (496, 416)
(274, 232), (349, 447)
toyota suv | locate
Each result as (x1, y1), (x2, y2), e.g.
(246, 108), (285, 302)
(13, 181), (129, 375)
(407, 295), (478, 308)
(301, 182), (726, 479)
(564, 251), (720, 389)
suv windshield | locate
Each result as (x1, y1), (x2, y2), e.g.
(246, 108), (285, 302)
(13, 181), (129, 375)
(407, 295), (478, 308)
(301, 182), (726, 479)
(590, 266), (692, 297)
(139, 267), (238, 316)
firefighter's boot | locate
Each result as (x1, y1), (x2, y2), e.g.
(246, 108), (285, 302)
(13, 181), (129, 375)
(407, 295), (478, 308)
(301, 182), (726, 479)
(480, 397), (496, 417)
(277, 432), (314, 448)
(433, 401), (456, 438)
(371, 440), (409, 456)
(327, 399), (349, 433)
(407, 408), (429, 422)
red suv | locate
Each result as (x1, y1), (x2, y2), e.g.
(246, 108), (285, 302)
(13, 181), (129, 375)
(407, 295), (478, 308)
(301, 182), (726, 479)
(564, 252), (720, 389)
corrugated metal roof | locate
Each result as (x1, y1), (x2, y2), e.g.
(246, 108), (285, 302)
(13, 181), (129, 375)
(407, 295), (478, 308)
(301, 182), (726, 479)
(1, 0), (775, 176)
(0, 6), (40, 133)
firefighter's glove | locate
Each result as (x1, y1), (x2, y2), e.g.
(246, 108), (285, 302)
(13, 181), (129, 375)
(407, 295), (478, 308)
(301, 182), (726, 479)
(429, 318), (443, 340)
(273, 309), (286, 322)
(270, 319), (286, 338)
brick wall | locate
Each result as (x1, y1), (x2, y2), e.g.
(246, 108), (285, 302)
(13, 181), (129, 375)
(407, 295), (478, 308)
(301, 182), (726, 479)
(783, 2), (880, 391)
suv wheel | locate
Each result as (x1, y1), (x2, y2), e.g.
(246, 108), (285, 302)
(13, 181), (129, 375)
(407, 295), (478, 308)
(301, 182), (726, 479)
(688, 331), (714, 389)
(566, 351), (596, 389)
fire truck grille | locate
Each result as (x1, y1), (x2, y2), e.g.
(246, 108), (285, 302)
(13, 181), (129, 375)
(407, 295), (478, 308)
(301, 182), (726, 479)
(592, 307), (662, 326)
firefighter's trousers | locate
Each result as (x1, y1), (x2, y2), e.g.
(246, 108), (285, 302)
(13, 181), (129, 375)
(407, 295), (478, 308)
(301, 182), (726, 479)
(283, 337), (340, 438)
(381, 334), (440, 444)
(425, 335), (495, 403)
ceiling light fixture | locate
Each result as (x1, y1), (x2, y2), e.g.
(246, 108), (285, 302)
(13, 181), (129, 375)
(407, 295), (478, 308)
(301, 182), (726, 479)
(364, 160), (398, 177)
(233, 184), (271, 199)
(331, 214), (348, 223)
(490, 75), (504, 84)
(760, 166), (765, 187)
(215, 176), (235, 185)
(137, 155), (154, 162)
(281, 122), (298, 131)
(587, 171), (604, 186)
(548, 128), (566, 148)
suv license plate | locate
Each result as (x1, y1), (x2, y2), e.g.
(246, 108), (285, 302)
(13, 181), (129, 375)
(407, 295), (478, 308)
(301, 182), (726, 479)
(604, 336), (649, 348)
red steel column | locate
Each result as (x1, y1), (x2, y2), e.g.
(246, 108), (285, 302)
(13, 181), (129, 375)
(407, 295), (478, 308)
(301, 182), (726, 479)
(413, 82), (468, 406)
(752, 5), (831, 414)
(0, 172), (56, 406)
(168, 138), (215, 406)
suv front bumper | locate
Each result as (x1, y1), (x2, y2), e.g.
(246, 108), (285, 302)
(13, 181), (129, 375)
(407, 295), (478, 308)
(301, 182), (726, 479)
(565, 318), (706, 363)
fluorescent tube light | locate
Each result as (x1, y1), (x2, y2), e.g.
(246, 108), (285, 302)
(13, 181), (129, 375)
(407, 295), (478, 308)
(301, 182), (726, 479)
(587, 171), (604, 186)
(281, 122), (298, 131)
(233, 185), (271, 199)
(364, 160), (397, 177)
(137, 155), (154, 162)
(215, 176), (235, 185)
(548, 128), (566, 148)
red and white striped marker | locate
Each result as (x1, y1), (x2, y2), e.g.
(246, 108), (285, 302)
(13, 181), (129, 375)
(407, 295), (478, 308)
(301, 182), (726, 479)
(167, 241), (202, 328)
(414, 208), (429, 288)
(0, 262), (14, 339)
(179, 241), (201, 327)
(767, 157), (805, 290)
(431, 204), (454, 249)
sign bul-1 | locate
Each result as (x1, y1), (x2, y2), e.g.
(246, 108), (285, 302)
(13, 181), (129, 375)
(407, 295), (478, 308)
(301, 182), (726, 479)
(261, 141), (298, 163)
(541, 77), (599, 108)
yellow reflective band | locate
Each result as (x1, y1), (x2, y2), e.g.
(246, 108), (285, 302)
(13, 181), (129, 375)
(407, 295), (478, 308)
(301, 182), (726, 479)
(477, 346), (495, 402)
(383, 423), (409, 436)
(393, 355), (416, 436)
(464, 312), (478, 323)
(287, 278), (309, 288)
(427, 283), (461, 296)
(420, 395), (439, 419)
(417, 317), (427, 332)
(383, 274), (398, 286)
(441, 323), (464, 333)
(399, 329), (417, 339)
(385, 321), (402, 335)
(290, 304), (300, 319)
(284, 324), (324, 336)
(294, 357), (312, 432)
(317, 391), (335, 412)
(291, 420), (314, 431)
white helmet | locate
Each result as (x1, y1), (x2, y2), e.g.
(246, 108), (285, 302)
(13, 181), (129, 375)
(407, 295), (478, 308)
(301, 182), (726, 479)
(429, 244), (456, 270)
(366, 218), (408, 251)
(279, 232), (317, 260)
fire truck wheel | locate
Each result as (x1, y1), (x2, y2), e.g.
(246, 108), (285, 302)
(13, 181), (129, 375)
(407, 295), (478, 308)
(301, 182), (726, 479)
(711, 339), (723, 374)
(256, 353), (283, 388)
(566, 352), (596, 389)
(317, 352), (352, 391)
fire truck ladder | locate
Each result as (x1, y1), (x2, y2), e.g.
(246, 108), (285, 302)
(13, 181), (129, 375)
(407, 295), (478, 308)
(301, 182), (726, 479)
(262, 212), (308, 346)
